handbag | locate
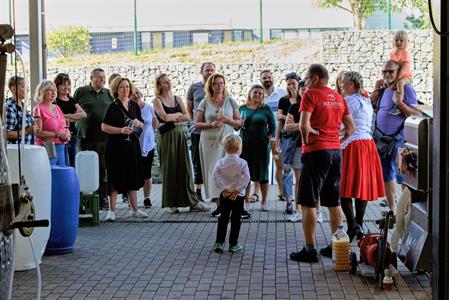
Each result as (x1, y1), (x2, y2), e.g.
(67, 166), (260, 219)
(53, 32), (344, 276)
(115, 101), (143, 138)
(132, 125), (143, 137)
(157, 122), (175, 135)
(372, 88), (406, 160)
(372, 128), (398, 160)
(43, 140), (57, 158)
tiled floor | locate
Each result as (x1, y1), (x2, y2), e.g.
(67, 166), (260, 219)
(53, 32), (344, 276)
(12, 184), (431, 299)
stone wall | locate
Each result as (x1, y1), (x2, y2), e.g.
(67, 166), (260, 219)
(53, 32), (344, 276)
(45, 63), (310, 105)
(322, 30), (433, 104)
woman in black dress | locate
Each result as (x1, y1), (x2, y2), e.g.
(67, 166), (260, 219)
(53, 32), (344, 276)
(54, 73), (86, 167)
(101, 76), (147, 221)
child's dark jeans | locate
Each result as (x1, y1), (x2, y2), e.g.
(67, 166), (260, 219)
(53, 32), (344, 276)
(215, 193), (244, 247)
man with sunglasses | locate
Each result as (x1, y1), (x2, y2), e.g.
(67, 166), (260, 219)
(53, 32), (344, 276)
(371, 60), (419, 214)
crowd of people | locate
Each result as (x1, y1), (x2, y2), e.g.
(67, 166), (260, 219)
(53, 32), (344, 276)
(3, 30), (420, 257)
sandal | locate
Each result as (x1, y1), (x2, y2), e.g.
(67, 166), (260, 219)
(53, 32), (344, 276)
(278, 194), (287, 201)
(249, 193), (259, 203)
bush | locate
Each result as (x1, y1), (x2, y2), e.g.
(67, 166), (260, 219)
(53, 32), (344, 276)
(47, 25), (92, 58)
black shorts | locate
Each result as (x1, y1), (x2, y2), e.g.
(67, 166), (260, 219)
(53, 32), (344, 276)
(142, 149), (155, 180)
(297, 149), (341, 208)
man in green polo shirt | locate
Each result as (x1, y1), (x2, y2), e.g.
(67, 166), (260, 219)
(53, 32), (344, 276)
(74, 68), (113, 209)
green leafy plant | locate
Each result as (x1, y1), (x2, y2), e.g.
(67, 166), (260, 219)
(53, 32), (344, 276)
(315, 0), (430, 30)
(47, 25), (92, 58)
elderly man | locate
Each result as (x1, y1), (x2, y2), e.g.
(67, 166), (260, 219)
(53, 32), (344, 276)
(371, 60), (419, 213)
(186, 62), (215, 204)
(74, 68), (114, 210)
(290, 64), (355, 262)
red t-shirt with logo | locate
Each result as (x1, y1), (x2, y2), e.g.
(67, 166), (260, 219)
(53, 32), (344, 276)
(299, 86), (350, 154)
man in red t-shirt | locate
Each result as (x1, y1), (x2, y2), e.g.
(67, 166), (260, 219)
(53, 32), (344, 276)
(290, 64), (355, 263)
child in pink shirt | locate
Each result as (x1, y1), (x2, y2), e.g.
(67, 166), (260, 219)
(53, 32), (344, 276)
(389, 30), (413, 115)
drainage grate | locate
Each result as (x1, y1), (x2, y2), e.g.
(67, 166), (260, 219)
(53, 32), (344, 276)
(100, 219), (381, 224)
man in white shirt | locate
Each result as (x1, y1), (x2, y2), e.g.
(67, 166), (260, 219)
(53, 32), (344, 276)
(260, 70), (286, 201)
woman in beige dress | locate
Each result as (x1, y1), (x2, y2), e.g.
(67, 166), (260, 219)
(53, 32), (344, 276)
(195, 74), (241, 216)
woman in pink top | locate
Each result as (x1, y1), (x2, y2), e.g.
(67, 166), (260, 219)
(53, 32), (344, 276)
(34, 80), (71, 166)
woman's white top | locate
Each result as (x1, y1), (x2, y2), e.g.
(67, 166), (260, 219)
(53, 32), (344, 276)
(139, 101), (157, 156)
(341, 93), (373, 149)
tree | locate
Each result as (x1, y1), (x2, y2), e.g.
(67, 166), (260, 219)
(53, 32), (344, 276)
(404, 14), (429, 29)
(315, 0), (384, 30)
(401, 0), (430, 29)
(47, 25), (92, 58)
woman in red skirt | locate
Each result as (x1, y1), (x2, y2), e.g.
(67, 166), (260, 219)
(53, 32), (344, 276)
(339, 71), (385, 241)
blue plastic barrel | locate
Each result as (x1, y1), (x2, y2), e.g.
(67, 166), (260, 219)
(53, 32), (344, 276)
(45, 166), (80, 254)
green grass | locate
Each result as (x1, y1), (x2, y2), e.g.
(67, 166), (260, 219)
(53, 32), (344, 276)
(37, 39), (306, 67)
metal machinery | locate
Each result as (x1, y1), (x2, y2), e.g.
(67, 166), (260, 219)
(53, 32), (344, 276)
(397, 114), (433, 273)
(0, 24), (49, 300)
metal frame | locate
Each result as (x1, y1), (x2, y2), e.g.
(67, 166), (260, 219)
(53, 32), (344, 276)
(432, 0), (449, 298)
(28, 0), (46, 94)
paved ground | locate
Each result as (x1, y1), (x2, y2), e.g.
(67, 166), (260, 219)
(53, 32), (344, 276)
(12, 185), (431, 299)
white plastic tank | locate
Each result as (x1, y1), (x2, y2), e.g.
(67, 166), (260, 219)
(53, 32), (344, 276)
(7, 144), (52, 271)
(75, 151), (99, 194)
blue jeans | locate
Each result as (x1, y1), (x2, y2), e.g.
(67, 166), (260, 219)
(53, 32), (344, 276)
(66, 135), (77, 167)
(282, 168), (294, 199)
(50, 144), (68, 166)
(380, 135), (404, 184)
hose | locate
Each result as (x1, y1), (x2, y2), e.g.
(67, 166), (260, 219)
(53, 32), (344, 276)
(28, 236), (42, 300)
(390, 187), (411, 252)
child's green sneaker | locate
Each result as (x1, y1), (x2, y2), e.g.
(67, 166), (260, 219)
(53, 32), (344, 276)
(229, 244), (243, 253)
(213, 243), (223, 253)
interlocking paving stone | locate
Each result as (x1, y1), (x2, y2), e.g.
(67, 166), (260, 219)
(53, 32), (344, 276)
(10, 184), (431, 299)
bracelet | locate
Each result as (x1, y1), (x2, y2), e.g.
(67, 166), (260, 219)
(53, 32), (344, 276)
(397, 102), (407, 111)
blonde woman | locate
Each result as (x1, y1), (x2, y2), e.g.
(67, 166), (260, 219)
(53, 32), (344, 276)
(239, 84), (276, 214)
(195, 74), (240, 216)
(152, 73), (209, 213)
(34, 80), (71, 166)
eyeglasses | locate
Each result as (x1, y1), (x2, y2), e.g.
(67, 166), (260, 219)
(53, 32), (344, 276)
(381, 69), (397, 75)
(285, 72), (301, 82)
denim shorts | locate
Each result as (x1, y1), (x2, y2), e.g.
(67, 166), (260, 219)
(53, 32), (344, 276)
(380, 135), (404, 184)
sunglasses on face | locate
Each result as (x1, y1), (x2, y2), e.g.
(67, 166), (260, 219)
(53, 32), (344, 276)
(382, 69), (397, 75)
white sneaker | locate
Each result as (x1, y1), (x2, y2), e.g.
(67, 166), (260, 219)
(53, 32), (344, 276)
(105, 211), (115, 221)
(261, 202), (270, 211)
(130, 209), (148, 218)
(316, 210), (323, 223)
(167, 207), (179, 214)
(288, 212), (302, 222)
(190, 201), (210, 212)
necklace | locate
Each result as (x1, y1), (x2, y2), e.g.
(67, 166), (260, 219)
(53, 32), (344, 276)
(160, 95), (175, 107)
(211, 97), (224, 113)
(44, 104), (58, 119)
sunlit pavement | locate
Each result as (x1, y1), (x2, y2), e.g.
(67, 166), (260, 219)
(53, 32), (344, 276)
(13, 184), (431, 299)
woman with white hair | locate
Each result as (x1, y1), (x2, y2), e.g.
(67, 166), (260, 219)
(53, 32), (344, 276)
(34, 79), (71, 166)
(339, 71), (385, 241)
